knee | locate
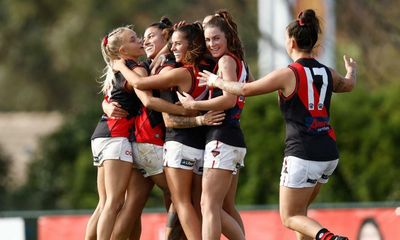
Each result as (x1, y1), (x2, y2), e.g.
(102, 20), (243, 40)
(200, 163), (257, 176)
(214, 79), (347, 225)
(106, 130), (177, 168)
(112, 228), (130, 240)
(200, 196), (214, 213)
(222, 200), (236, 214)
(104, 197), (124, 213)
(280, 213), (293, 229)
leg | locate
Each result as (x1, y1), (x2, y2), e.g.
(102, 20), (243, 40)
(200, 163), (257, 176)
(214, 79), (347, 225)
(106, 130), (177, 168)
(112, 168), (154, 240)
(151, 172), (185, 240)
(165, 167), (201, 240)
(223, 172), (245, 233)
(220, 209), (245, 240)
(293, 183), (322, 240)
(165, 203), (186, 240)
(201, 168), (242, 240)
(151, 172), (172, 210)
(279, 184), (324, 239)
(85, 166), (106, 240)
(129, 216), (142, 240)
(191, 173), (203, 219)
(96, 160), (132, 240)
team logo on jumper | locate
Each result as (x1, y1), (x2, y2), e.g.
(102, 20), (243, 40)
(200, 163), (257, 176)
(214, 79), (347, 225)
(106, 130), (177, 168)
(180, 159), (195, 167)
(211, 150), (220, 157)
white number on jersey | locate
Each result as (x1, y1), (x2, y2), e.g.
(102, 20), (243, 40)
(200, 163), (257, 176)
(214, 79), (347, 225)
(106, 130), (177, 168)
(303, 67), (328, 110)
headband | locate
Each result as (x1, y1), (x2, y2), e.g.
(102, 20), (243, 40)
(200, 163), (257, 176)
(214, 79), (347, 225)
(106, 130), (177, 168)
(102, 35), (108, 47)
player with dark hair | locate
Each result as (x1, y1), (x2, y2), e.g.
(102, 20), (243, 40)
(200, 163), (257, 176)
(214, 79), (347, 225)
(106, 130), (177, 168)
(199, 9), (356, 240)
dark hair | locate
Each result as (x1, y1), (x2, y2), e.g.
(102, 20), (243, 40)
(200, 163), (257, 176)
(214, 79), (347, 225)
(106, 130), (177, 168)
(148, 16), (174, 41)
(287, 9), (321, 53)
(205, 9), (244, 60)
(175, 22), (207, 65)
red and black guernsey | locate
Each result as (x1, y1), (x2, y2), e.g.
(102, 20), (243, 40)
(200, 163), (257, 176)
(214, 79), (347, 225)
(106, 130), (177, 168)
(163, 57), (215, 149)
(134, 58), (176, 146)
(279, 58), (339, 161)
(91, 60), (143, 141)
(206, 53), (249, 148)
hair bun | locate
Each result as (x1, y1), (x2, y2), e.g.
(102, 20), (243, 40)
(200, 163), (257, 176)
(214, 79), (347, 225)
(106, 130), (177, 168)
(298, 9), (317, 26)
(160, 16), (173, 28)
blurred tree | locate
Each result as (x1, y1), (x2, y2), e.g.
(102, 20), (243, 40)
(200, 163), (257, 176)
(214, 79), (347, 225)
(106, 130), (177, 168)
(336, 0), (400, 88)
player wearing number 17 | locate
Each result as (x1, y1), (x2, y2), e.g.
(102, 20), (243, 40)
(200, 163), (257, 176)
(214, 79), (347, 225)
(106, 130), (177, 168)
(199, 9), (356, 240)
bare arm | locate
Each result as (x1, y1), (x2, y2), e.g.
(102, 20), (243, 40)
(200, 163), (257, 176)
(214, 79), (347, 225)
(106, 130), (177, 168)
(198, 67), (295, 97)
(113, 59), (190, 91)
(102, 100), (128, 119)
(128, 66), (196, 116)
(162, 111), (225, 128)
(136, 89), (196, 116)
(178, 56), (238, 111)
(332, 55), (357, 93)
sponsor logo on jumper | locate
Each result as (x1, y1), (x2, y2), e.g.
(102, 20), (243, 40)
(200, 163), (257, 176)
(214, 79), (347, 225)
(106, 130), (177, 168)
(181, 159), (195, 167)
(125, 150), (133, 156)
(306, 178), (317, 184)
(305, 117), (330, 133)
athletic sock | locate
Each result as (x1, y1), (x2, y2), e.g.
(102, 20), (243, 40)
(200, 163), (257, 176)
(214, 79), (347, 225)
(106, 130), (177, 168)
(316, 228), (333, 240)
(316, 228), (349, 240)
(330, 236), (349, 240)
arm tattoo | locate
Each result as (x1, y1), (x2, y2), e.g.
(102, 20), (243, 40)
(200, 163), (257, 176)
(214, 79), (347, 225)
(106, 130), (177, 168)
(334, 77), (345, 92)
(164, 114), (199, 128)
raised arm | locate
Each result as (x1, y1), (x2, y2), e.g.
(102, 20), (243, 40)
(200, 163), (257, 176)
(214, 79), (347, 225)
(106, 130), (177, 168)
(331, 55), (357, 93)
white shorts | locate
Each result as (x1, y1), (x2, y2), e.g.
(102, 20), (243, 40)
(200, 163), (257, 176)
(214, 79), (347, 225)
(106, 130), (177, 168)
(193, 157), (204, 176)
(280, 156), (339, 188)
(204, 140), (246, 175)
(132, 142), (164, 177)
(91, 137), (134, 167)
(163, 141), (204, 172)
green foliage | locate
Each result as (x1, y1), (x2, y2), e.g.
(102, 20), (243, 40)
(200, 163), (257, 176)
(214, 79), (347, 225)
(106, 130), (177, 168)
(329, 85), (400, 202)
(8, 107), (101, 210)
(0, 146), (11, 210)
(238, 94), (285, 204)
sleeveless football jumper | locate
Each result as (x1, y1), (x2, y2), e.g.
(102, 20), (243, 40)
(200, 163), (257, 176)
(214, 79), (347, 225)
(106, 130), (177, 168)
(279, 58), (339, 161)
